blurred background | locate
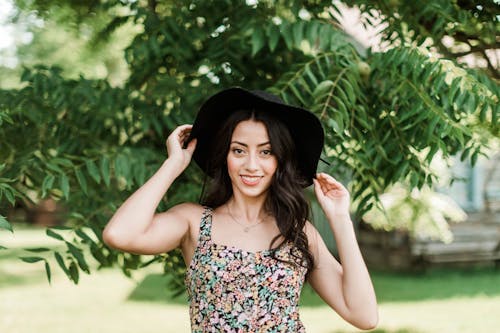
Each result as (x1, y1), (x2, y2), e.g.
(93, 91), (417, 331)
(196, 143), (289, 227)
(1, 0), (499, 332)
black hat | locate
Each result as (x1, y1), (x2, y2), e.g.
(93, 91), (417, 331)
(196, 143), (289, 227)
(188, 87), (324, 187)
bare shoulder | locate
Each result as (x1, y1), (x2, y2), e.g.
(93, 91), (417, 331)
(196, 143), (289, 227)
(156, 202), (205, 225)
(304, 220), (321, 242)
(166, 202), (204, 217)
(303, 220), (324, 259)
(159, 202), (206, 261)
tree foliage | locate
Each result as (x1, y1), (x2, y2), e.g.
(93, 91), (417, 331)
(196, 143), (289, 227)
(349, 0), (500, 78)
(0, 0), (498, 287)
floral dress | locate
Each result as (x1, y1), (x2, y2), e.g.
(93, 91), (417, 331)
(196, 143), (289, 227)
(185, 207), (308, 332)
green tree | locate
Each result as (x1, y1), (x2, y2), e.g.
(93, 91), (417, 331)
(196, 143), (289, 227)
(0, 0), (498, 287)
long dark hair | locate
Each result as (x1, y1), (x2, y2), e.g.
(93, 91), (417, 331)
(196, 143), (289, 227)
(201, 109), (314, 273)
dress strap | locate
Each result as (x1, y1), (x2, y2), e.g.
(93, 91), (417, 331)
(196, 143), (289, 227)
(198, 206), (213, 243)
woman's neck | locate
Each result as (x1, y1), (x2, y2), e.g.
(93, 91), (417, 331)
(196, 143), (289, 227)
(226, 196), (270, 223)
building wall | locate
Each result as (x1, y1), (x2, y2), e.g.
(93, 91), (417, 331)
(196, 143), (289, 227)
(443, 152), (500, 213)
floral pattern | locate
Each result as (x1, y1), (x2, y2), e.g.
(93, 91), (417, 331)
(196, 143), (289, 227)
(185, 207), (308, 332)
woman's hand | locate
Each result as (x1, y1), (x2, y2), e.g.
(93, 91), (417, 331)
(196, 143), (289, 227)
(313, 172), (351, 219)
(166, 124), (197, 171)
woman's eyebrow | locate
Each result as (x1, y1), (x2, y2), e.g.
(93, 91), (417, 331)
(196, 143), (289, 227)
(230, 141), (271, 147)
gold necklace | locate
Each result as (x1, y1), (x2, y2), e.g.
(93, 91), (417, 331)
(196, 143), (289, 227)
(227, 205), (266, 233)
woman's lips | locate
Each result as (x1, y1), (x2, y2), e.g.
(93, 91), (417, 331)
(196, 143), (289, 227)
(240, 175), (262, 186)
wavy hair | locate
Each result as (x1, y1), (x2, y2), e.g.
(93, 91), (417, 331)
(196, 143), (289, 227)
(201, 109), (314, 273)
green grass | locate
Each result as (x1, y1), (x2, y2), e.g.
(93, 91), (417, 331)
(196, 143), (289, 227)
(127, 268), (500, 307)
(371, 268), (500, 302)
(128, 273), (189, 305)
(2, 227), (500, 333)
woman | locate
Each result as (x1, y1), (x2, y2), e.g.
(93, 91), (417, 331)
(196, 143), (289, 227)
(103, 87), (378, 332)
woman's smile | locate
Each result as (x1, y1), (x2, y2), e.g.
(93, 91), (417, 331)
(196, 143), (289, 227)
(240, 175), (263, 186)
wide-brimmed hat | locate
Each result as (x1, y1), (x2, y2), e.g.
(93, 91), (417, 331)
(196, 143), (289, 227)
(187, 87), (324, 187)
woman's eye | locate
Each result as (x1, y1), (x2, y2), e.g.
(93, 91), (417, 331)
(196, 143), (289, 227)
(261, 149), (272, 155)
(232, 148), (244, 154)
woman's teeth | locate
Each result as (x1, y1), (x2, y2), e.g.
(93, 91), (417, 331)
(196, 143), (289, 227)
(241, 175), (261, 185)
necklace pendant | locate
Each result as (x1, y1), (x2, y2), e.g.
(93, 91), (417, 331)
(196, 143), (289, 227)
(244, 227), (250, 232)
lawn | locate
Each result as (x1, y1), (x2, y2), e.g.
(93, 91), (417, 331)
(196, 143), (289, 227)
(1, 227), (500, 333)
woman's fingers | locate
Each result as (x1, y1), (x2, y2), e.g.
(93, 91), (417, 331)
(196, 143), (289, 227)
(315, 174), (337, 189)
(185, 138), (197, 154)
(167, 125), (192, 146)
(314, 173), (349, 197)
(313, 178), (323, 196)
(165, 124), (195, 160)
(176, 125), (192, 140)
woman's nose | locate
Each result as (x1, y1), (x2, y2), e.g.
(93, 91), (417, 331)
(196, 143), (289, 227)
(244, 152), (259, 171)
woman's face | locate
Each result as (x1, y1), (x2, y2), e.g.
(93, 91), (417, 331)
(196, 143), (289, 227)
(226, 120), (278, 200)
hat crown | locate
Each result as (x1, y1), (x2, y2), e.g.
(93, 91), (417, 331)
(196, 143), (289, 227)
(251, 90), (284, 104)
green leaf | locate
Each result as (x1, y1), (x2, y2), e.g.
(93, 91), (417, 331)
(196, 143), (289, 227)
(267, 24), (280, 52)
(46, 228), (64, 241)
(357, 193), (373, 214)
(425, 116), (440, 141)
(54, 252), (70, 275)
(100, 156), (111, 187)
(426, 143), (439, 162)
(393, 160), (410, 181)
(69, 261), (80, 284)
(20, 256), (45, 263)
(313, 80), (334, 98)
(2, 186), (15, 205)
(328, 118), (341, 133)
(466, 94), (476, 113)
(448, 78), (460, 106)
(332, 96), (348, 118)
(50, 225), (73, 230)
(251, 27), (265, 56)
(46, 163), (64, 174)
(42, 174), (55, 198)
(0, 215), (13, 233)
(318, 24), (331, 50)
(66, 241), (90, 273)
(471, 150), (479, 166)
(340, 78), (356, 104)
(25, 247), (51, 253)
(289, 84), (307, 106)
(292, 21), (304, 46)
(460, 146), (471, 161)
(52, 157), (73, 167)
(306, 20), (320, 45)
(280, 22), (293, 50)
(115, 154), (131, 185)
(305, 65), (318, 86)
(60, 173), (70, 199)
(479, 103), (488, 122)
(85, 160), (101, 184)
(335, 82), (350, 104)
(133, 163), (147, 186)
(75, 229), (94, 244)
(45, 261), (52, 284)
(75, 168), (88, 195)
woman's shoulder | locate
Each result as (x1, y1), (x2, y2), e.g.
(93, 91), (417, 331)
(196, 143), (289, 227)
(303, 220), (318, 235)
(166, 202), (206, 221)
(303, 220), (323, 250)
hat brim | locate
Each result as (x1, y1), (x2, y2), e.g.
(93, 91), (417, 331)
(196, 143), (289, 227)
(188, 87), (324, 187)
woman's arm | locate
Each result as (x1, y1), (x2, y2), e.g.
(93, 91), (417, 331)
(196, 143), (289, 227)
(307, 172), (378, 330)
(102, 124), (197, 255)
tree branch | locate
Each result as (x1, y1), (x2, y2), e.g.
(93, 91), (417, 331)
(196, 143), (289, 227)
(148, 0), (158, 13)
(480, 49), (500, 80)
